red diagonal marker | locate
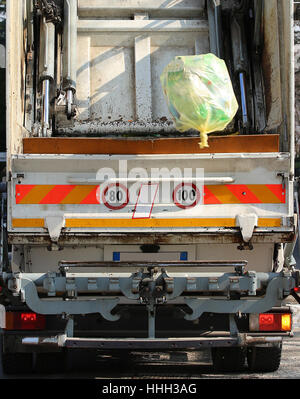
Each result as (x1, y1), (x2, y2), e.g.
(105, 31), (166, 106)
(133, 183), (159, 219)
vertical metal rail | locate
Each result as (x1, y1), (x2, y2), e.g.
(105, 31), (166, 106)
(63, 0), (77, 119)
(39, 16), (55, 137)
(42, 78), (50, 137)
(207, 0), (224, 59)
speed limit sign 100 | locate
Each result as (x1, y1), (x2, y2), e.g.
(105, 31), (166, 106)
(173, 183), (201, 209)
(101, 183), (129, 210)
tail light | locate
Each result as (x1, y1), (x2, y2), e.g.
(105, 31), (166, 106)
(4, 312), (46, 330)
(249, 313), (291, 332)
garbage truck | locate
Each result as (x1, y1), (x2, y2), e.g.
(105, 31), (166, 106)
(0, 0), (299, 374)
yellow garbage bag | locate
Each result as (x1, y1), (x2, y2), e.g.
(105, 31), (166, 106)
(160, 53), (238, 148)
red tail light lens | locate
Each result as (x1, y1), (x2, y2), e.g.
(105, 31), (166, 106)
(5, 312), (46, 330)
(259, 313), (278, 330)
(258, 313), (291, 331)
(250, 313), (292, 332)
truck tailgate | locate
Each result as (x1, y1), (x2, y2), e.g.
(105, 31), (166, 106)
(9, 152), (292, 239)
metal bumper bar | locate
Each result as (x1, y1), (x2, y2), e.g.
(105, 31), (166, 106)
(22, 334), (284, 349)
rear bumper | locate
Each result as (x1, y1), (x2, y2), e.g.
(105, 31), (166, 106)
(21, 333), (287, 349)
(1, 262), (298, 353)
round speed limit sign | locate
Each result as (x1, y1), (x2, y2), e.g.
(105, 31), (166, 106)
(172, 183), (201, 209)
(102, 183), (129, 210)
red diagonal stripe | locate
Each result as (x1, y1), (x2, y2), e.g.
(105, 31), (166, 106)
(15, 185), (35, 204)
(80, 186), (100, 204)
(203, 185), (222, 204)
(225, 184), (262, 203)
(266, 184), (286, 203)
(39, 185), (76, 204)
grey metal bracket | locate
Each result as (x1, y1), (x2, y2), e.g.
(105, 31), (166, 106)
(3, 267), (296, 324)
(183, 276), (292, 320)
(19, 277), (120, 321)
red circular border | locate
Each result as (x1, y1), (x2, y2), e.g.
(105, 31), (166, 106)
(172, 183), (200, 209)
(102, 183), (129, 210)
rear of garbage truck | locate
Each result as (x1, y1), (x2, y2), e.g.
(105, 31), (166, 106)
(0, 0), (299, 373)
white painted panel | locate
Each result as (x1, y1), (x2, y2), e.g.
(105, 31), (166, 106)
(73, 23), (209, 132)
(196, 243), (274, 273)
(77, 35), (91, 120)
(135, 35), (152, 122)
(102, 243), (273, 273)
(89, 45), (135, 122)
(20, 243), (273, 274)
(27, 246), (104, 273)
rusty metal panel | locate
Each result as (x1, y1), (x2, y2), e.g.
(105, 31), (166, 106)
(22, 135), (280, 155)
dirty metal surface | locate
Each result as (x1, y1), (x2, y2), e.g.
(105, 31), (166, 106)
(22, 135), (280, 154)
(7, 231), (295, 246)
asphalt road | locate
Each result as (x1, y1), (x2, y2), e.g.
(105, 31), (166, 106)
(1, 302), (300, 381)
